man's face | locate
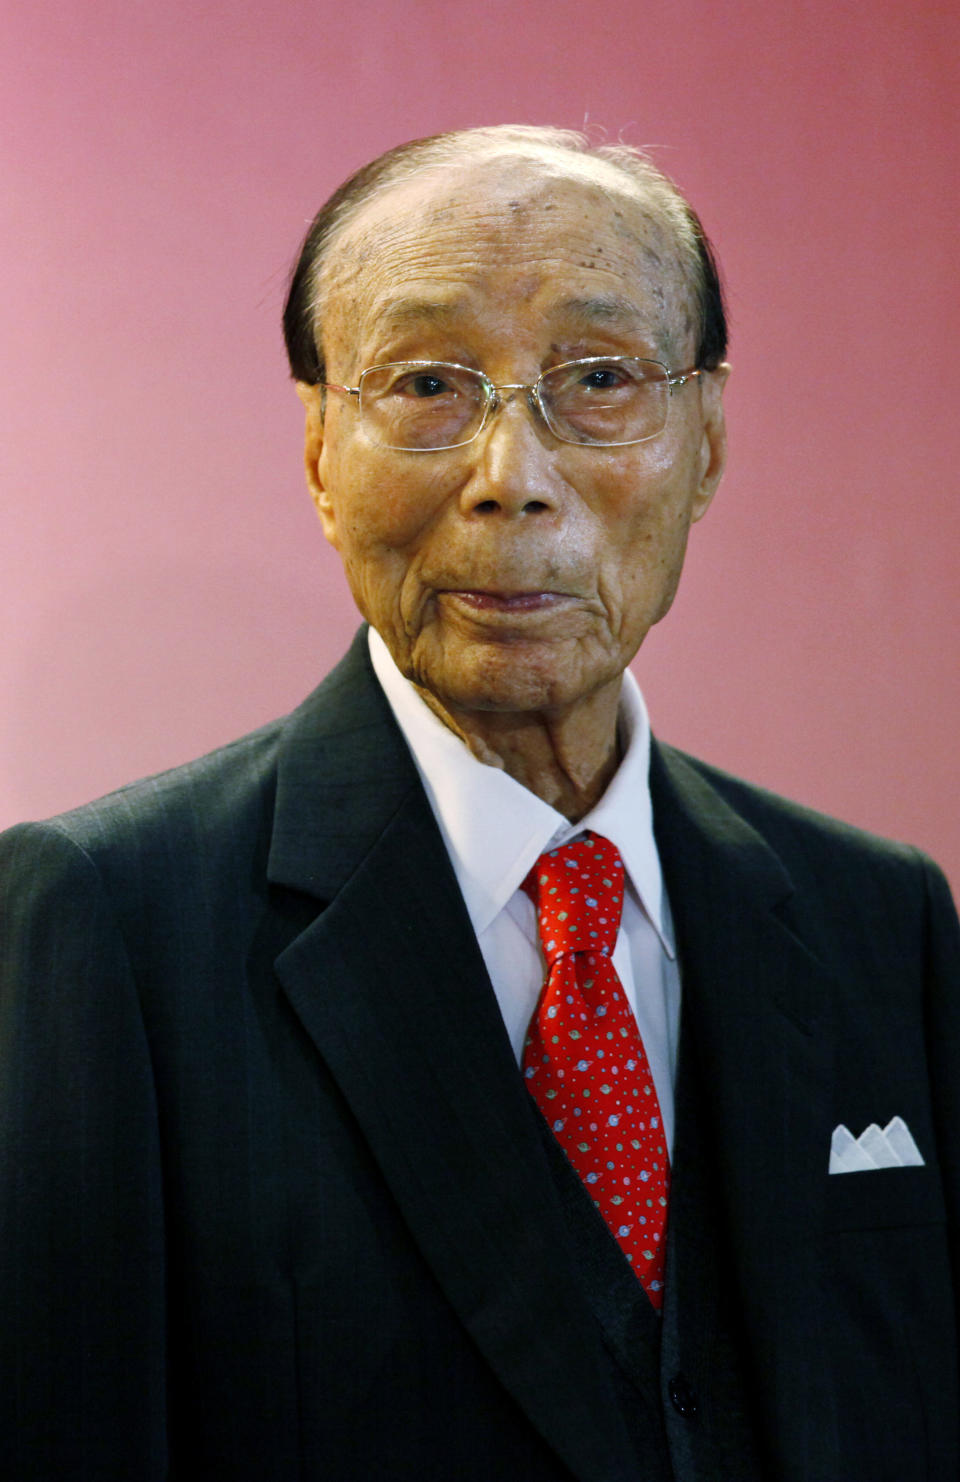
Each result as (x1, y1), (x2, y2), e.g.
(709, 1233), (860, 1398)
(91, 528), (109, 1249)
(300, 153), (728, 725)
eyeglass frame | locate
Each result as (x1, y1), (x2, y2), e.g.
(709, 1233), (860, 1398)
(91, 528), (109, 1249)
(315, 355), (703, 452)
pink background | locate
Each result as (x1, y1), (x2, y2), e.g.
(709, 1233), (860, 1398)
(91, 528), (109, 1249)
(2, 1), (958, 891)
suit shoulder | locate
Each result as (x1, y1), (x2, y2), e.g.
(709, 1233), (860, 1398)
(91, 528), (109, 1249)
(655, 740), (938, 878)
(651, 741), (959, 969)
(0, 634), (376, 914)
(0, 714), (287, 885)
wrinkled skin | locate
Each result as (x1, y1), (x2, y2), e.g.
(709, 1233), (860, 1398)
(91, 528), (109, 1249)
(298, 152), (729, 818)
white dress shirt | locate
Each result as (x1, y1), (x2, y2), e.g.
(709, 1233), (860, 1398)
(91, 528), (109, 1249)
(368, 628), (681, 1154)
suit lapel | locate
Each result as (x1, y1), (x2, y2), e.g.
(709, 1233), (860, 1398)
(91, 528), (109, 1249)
(651, 742), (841, 1474)
(267, 634), (643, 1482)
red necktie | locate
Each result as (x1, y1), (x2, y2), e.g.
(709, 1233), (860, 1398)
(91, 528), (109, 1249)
(522, 832), (670, 1308)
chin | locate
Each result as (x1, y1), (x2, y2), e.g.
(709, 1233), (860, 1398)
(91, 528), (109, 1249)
(418, 644), (598, 719)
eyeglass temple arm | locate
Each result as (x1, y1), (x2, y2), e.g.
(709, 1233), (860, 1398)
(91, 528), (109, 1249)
(316, 380), (361, 396)
(666, 367), (702, 389)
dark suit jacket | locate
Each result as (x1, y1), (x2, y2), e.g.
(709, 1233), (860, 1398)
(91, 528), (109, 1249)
(2, 629), (959, 1481)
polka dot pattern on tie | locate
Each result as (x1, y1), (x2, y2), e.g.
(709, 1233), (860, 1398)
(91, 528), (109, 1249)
(522, 832), (670, 1308)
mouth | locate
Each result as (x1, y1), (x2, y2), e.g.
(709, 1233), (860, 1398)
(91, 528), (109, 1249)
(441, 590), (572, 613)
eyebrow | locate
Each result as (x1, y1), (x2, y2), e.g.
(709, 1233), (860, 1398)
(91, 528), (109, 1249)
(553, 293), (650, 326)
(374, 298), (466, 331)
(367, 291), (670, 366)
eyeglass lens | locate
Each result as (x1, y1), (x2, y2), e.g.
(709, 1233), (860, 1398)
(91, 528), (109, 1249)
(357, 359), (671, 450)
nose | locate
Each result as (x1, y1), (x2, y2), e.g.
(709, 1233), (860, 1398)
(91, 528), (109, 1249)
(458, 391), (566, 519)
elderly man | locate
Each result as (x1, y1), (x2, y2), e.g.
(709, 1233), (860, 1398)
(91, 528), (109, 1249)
(2, 126), (958, 1482)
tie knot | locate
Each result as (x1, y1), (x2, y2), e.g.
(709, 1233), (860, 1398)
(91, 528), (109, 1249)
(523, 832), (625, 965)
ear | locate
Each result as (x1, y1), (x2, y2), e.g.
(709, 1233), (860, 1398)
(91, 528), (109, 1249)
(296, 381), (339, 548)
(690, 362), (731, 523)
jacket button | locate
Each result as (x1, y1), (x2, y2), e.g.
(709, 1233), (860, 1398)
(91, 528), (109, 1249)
(668, 1373), (699, 1418)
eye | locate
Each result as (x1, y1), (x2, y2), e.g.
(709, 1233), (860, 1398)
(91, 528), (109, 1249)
(393, 369), (457, 399)
(576, 363), (634, 391)
(411, 373), (450, 398)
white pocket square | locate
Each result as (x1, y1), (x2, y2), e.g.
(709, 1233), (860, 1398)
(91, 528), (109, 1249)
(829, 1116), (924, 1174)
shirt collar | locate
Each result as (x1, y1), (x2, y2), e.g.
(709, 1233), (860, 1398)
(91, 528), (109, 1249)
(368, 627), (673, 956)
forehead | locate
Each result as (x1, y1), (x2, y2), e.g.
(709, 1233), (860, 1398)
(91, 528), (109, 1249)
(318, 153), (695, 367)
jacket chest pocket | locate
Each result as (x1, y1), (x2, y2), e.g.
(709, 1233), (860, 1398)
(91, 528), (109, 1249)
(823, 1163), (945, 1234)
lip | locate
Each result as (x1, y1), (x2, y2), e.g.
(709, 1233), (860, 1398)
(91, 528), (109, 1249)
(441, 590), (572, 613)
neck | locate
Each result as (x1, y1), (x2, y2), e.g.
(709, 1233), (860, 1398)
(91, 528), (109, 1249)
(414, 678), (623, 822)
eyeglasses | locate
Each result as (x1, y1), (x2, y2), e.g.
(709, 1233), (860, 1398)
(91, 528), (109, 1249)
(317, 356), (701, 452)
